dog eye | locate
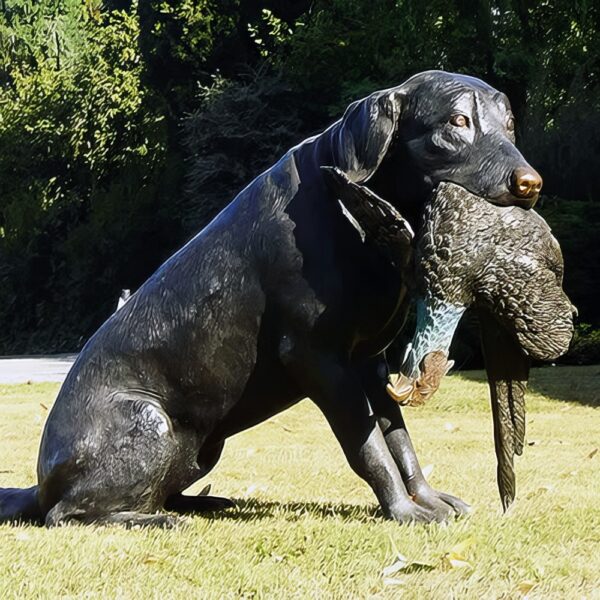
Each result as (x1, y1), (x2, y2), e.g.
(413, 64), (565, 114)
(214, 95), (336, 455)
(449, 114), (469, 128)
(507, 117), (515, 132)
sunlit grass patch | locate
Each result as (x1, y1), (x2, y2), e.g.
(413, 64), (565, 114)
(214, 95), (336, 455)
(1, 367), (599, 598)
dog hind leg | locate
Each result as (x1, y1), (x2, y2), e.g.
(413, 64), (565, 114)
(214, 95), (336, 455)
(40, 391), (201, 528)
(163, 440), (235, 514)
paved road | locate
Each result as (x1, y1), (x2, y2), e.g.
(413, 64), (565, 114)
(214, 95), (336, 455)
(0, 354), (77, 383)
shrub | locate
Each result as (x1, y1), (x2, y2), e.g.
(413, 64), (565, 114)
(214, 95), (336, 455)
(182, 68), (305, 234)
(0, 3), (179, 353)
(561, 324), (600, 366)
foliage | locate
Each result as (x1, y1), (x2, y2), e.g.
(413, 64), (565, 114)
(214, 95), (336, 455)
(182, 68), (304, 233)
(0, 5), (164, 237)
(538, 198), (600, 329)
(279, 0), (600, 193)
(561, 323), (600, 365)
(0, 0), (598, 353)
(137, 0), (239, 113)
(137, 1), (301, 116)
(0, 1), (180, 352)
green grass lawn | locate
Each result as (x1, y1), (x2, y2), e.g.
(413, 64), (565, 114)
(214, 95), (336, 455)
(0, 366), (599, 599)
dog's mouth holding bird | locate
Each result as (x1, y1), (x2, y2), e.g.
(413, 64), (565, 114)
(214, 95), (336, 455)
(325, 170), (572, 405)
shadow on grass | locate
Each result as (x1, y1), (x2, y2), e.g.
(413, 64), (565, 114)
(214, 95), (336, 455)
(456, 365), (600, 408)
(0, 498), (381, 529)
(206, 497), (382, 523)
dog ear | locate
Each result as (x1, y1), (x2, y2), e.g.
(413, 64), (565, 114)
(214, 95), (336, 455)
(330, 89), (405, 183)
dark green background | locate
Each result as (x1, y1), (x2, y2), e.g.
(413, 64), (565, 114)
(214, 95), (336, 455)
(0, 0), (598, 364)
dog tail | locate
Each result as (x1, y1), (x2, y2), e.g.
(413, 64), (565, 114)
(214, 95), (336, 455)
(0, 486), (43, 524)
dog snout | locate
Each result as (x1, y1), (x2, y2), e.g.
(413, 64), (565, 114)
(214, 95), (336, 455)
(510, 167), (543, 203)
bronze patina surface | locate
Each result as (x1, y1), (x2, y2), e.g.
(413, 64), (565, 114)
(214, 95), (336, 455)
(337, 179), (574, 509)
(1, 72), (549, 527)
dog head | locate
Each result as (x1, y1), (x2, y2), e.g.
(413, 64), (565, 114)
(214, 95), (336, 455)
(330, 70), (542, 211)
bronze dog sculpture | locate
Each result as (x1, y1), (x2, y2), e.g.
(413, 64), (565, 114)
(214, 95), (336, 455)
(329, 176), (574, 509)
(1, 71), (544, 526)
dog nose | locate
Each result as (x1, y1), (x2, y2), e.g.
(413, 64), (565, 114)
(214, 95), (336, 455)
(511, 167), (543, 200)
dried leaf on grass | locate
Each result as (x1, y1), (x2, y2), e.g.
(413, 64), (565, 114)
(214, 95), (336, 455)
(442, 553), (472, 570)
(587, 448), (598, 459)
(382, 537), (475, 579)
(382, 553), (408, 577)
(526, 484), (555, 499)
(383, 537), (438, 579)
(383, 537), (476, 578)
(382, 553), (435, 576)
(441, 538), (475, 571)
(516, 580), (537, 595)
